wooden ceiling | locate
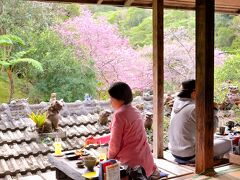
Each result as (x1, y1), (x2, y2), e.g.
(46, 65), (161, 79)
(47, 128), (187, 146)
(31, 0), (240, 14)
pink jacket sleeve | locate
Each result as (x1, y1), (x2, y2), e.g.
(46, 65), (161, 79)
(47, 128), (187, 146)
(95, 134), (111, 144)
(108, 113), (124, 159)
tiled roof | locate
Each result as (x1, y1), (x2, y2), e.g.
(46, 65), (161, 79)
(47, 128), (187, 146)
(0, 96), (153, 179)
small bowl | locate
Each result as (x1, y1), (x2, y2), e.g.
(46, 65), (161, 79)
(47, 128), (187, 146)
(76, 160), (85, 168)
(84, 156), (97, 171)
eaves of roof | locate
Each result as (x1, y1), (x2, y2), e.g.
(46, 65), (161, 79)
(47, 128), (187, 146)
(30, 0), (240, 14)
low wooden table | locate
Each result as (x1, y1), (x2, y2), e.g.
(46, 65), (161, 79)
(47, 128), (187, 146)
(48, 151), (99, 180)
(214, 133), (240, 152)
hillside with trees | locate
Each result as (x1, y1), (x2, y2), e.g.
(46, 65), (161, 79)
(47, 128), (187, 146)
(0, 0), (239, 104)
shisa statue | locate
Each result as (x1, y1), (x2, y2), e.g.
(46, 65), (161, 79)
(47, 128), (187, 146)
(98, 109), (111, 125)
(144, 112), (153, 129)
(43, 93), (64, 133)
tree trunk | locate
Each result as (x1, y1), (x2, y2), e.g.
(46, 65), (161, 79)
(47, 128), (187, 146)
(7, 68), (14, 103)
(0, 15), (6, 73)
(0, 0), (3, 17)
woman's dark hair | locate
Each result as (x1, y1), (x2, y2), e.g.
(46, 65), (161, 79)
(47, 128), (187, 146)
(177, 79), (196, 98)
(108, 82), (133, 105)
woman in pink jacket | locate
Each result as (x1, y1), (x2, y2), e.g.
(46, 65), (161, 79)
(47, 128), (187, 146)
(85, 82), (161, 178)
(107, 82), (160, 179)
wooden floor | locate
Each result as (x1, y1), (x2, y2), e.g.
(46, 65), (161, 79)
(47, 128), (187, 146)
(154, 151), (195, 179)
(176, 164), (240, 180)
(154, 151), (240, 180)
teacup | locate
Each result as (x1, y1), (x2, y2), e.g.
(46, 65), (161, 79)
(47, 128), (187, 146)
(84, 156), (97, 171)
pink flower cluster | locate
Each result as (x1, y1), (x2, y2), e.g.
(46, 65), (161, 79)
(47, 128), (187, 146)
(55, 8), (226, 92)
(55, 8), (152, 91)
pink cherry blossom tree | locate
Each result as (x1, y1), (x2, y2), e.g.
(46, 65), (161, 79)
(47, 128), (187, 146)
(55, 8), (226, 93)
(138, 28), (226, 88)
(55, 8), (152, 91)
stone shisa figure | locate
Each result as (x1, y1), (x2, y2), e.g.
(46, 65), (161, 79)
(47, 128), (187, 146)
(144, 112), (153, 129)
(43, 99), (64, 133)
(41, 93), (64, 133)
(164, 93), (175, 116)
(98, 109), (111, 126)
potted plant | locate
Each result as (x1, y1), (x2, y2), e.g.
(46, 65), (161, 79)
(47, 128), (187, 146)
(28, 112), (47, 133)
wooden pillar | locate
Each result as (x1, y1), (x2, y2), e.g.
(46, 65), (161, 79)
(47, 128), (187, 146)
(195, 0), (215, 174)
(152, 0), (164, 158)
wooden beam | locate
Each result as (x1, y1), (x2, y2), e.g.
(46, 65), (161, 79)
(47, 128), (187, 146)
(152, 0), (164, 158)
(195, 0), (215, 174)
(97, 0), (103, 4)
(30, 0), (240, 14)
(124, 0), (134, 6)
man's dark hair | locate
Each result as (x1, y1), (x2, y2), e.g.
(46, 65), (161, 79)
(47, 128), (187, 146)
(178, 79), (196, 98)
(108, 82), (133, 105)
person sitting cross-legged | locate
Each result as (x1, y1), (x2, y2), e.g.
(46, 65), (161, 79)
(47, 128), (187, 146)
(168, 79), (231, 164)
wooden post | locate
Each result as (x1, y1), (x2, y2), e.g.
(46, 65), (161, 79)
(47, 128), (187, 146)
(152, 0), (164, 158)
(195, 0), (215, 174)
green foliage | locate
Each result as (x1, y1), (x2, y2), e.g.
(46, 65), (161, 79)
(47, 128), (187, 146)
(163, 116), (170, 147)
(0, 61), (9, 67)
(228, 38), (240, 54)
(215, 55), (240, 103)
(230, 15), (240, 36)
(88, 5), (117, 14)
(0, 34), (25, 46)
(96, 81), (109, 100)
(0, 0), (80, 36)
(92, 8), (152, 47)
(215, 27), (235, 48)
(164, 10), (195, 31)
(214, 80), (229, 103)
(63, 4), (81, 19)
(0, 74), (26, 103)
(214, 80), (240, 104)
(0, 1), (239, 103)
(93, 8), (197, 47)
(127, 17), (152, 47)
(214, 14), (237, 50)
(9, 58), (43, 71)
(0, 34), (43, 102)
(215, 14), (233, 27)
(215, 55), (240, 82)
(1, 0), (54, 33)
(0, 75), (11, 103)
(28, 112), (46, 128)
(0, 1), (96, 103)
(92, 8), (239, 51)
(0, 58), (43, 73)
(232, 105), (240, 124)
(24, 30), (97, 103)
(104, 11), (120, 24)
(164, 81), (178, 93)
(121, 8), (151, 30)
